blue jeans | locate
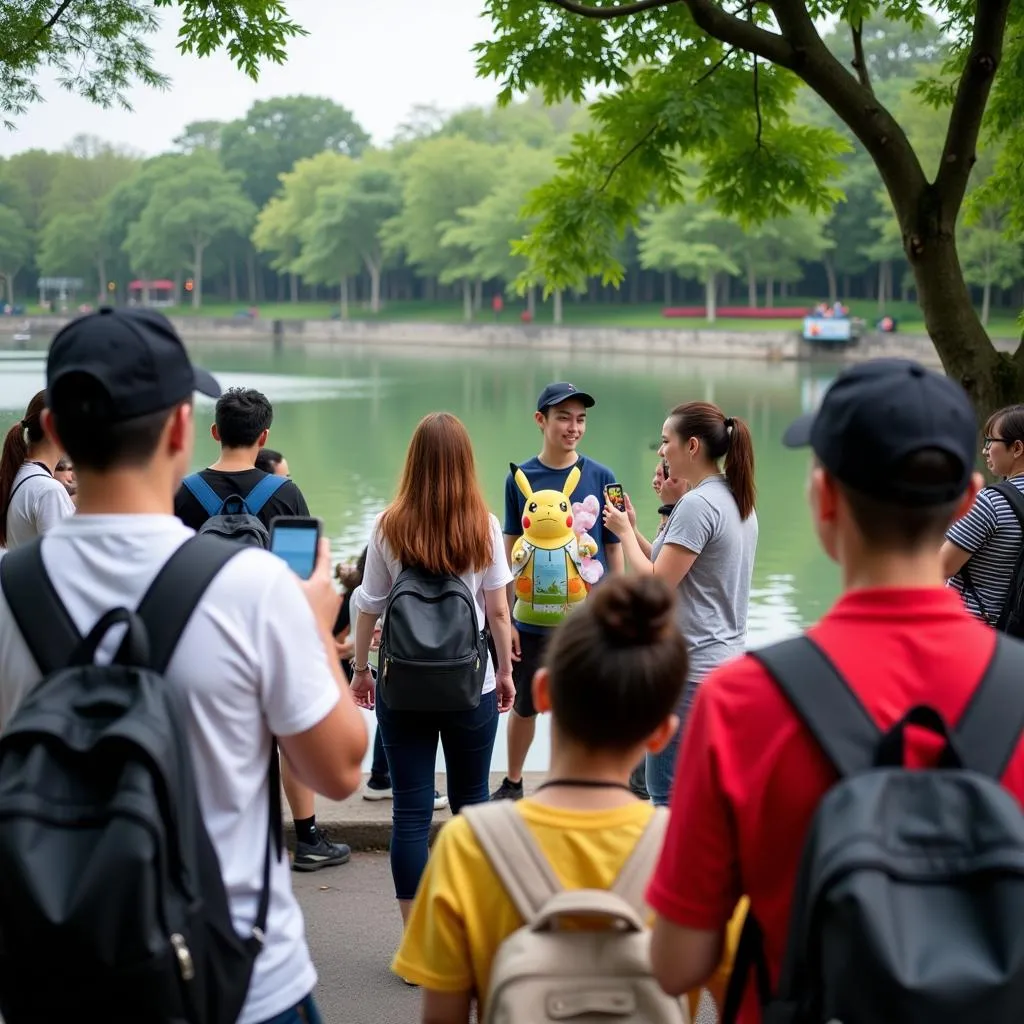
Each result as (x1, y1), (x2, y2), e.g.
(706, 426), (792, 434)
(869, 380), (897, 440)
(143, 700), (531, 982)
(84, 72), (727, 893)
(647, 680), (700, 807)
(376, 689), (498, 899)
(370, 725), (390, 785)
(256, 993), (322, 1024)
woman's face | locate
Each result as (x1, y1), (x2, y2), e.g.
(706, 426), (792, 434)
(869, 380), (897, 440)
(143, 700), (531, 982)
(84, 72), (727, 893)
(658, 418), (690, 481)
(54, 462), (75, 487)
(652, 460), (666, 495)
(985, 418), (1024, 477)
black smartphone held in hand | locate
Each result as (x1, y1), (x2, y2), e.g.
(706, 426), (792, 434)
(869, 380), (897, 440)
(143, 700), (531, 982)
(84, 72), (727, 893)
(269, 516), (322, 580)
(604, 483), (626, 512)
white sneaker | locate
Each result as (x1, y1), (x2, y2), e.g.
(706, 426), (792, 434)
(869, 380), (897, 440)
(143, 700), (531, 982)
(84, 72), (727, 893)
(433, 791), (449, 811)
(362, 782), (393, 801)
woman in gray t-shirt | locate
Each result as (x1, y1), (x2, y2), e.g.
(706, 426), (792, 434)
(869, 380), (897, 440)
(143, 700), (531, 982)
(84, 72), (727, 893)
(604, 401), (759, 805)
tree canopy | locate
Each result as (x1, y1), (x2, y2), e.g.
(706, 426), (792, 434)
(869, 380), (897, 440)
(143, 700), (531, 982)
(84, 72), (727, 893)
(476, 0), (1024, 412)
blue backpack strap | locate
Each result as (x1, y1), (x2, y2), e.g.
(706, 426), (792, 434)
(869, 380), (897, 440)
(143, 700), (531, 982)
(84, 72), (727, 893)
(243, 474), (288, 516)
(182, 473), (225, 518)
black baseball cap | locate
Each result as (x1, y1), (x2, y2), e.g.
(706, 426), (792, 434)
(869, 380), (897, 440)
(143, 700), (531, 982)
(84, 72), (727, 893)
(537, 382), (595, 412)
(782, 359), (976, 506)
(47, 307), (220, 421)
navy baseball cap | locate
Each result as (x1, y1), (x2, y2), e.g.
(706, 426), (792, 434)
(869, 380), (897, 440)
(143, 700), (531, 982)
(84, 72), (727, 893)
(782, 358), (976, 506)
(47, 306), (220, 421)
(537, 382), (595, 412)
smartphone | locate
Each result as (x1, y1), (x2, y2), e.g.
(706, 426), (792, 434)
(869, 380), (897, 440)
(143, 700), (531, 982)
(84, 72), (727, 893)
(604, 483), (626, 512)
(269, 516), (321, 580)
(662, 459), (671, 478)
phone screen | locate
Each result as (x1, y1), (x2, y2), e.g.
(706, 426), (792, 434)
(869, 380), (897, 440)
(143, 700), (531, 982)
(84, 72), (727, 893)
(605, 483), (626, 512)
(270, 523), (319, 579)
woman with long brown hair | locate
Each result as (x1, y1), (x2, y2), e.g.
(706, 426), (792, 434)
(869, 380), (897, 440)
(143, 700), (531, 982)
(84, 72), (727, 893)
(350, 412), (515, 928)
(0, 390), (74, 549)
(603, 401), (759, 806)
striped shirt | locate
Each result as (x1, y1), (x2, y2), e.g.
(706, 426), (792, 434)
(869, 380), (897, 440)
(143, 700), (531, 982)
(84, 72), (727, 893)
(946, 476), (1024, 624)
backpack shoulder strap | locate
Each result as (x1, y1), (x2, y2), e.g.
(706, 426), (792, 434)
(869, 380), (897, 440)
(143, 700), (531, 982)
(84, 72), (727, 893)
(989, 481), (1024, 526)
(610, 806), (668, 910)
(461, 802), (562, 923)
(181, 473), (224, 518)
(127, 535), (244, 674)
(956, 633), (1024, 779)
(243, 474), (288, 516)
(0, 540), (81, 675)
(748, 636), (880, 779)
(6, 469), (51, 511)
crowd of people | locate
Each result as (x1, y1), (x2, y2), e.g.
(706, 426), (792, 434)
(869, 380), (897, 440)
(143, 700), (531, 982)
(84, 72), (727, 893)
(1, 305), (1024, 1024)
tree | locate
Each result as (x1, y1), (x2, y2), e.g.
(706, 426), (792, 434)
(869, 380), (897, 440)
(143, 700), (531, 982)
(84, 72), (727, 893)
(43, 135), (140, 222)
(478, 0), (1024, 415)
(38, 208), (112, 301)
(174, 120), (227, 153)
(0, 1), (306, 127)
(297, 156), (403, 314)
(745, 210), (833, 306)
(0, 205), (31, 303)
(221, 96), (370, 210)
(251, 151), (352, 296)
(125, 153), (255, 308)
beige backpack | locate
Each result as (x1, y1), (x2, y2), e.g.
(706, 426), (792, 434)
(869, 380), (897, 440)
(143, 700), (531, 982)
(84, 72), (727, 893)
(462, 802), (691, 1024)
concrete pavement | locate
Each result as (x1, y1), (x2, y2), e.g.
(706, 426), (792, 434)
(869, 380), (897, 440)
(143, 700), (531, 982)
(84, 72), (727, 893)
(289, 772), (546, 851)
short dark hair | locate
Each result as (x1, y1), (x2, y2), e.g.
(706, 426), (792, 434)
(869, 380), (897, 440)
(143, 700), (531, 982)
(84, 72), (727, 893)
(215, 388), (273, 448)
(986, 404), (1024, 445)
(543, 576), (687, 751)
(838, 448), (964, 549)
(255, 447), (282, 473)
(49, 373), (180, 472)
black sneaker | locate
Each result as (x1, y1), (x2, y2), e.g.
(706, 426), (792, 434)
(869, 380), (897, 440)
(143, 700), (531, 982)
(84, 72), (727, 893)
(490, 777), (524, 801)
(292, 828), (352, 872)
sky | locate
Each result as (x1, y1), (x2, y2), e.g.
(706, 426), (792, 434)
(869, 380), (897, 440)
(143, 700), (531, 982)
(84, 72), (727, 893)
(0, 0), (502, 157)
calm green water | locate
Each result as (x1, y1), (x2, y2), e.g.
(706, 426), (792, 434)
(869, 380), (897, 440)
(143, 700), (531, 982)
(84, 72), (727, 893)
(0, 343), (842, 770)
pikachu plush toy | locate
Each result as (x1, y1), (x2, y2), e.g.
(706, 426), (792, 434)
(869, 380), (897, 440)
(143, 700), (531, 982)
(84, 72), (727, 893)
(509, 463), (597, 628)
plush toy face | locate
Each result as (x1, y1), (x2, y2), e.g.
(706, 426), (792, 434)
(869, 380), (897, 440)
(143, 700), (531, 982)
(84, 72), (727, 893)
(513, 464), (581, 548)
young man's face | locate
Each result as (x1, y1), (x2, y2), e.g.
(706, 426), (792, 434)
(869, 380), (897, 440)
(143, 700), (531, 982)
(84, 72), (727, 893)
(536, 399), (588, 454)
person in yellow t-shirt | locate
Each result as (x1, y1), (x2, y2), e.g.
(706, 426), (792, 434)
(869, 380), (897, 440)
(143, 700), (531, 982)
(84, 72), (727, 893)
(394, 574), (746, 1023)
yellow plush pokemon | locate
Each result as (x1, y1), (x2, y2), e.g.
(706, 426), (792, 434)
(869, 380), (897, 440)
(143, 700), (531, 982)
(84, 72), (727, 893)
(509, 463), (597, 628)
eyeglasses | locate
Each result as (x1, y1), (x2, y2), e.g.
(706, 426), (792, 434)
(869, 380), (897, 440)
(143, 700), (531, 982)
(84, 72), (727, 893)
(984, 436), (1008, 450)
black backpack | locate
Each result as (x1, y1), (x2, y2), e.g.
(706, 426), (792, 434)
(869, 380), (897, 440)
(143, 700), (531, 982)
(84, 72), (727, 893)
(377, 566), (488, 712)
(0, 535), (282, 1024)
(721, 633), (1024, 1024)
(181, 472), (288, 548)
(960, 481), (1024, 638)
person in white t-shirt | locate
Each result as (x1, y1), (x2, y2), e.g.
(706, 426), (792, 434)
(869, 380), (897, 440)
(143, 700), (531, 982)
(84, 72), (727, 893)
(0, 389), (75, 549)
(0, 306), (367, 1024)
(350, 411), (515, 931)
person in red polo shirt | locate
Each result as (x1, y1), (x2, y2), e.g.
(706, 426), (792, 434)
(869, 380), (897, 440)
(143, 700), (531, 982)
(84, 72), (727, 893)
(645, 359), (1014, 1021)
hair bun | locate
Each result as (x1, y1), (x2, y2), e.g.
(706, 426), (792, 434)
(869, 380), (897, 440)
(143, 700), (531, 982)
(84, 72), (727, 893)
(591, 576), (676, 647)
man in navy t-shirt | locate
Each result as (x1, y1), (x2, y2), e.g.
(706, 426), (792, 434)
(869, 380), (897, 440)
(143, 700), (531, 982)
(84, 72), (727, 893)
(491, 382), (623, 801)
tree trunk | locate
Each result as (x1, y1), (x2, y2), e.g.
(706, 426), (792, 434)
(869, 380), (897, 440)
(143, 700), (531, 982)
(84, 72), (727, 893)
(339, 275), (349, 319)
(704, 274), (717, 324)
(289, 273), (298, 303)
(663, 271), (672, 306)
(907, 227), (1016, 418)
(982, 276), (992, 328)
(96, 255), (107, 306)
(473, 277), (483, 313)
(228, 258), (238, 303)
(746, 260), (757, 307)
(823, 253), (838, 305)
(193, 245), (203, 309)
(878, 261), (889, 312)
(174, 268), (183, 306)
(553, 288), (563, 325)
(780, 280), (788, 298)
(765, 278), (774, 308)
(527, 286), (536, 318)
(246, 250), (257, 303)
(463, 279), (473, 322)
(367, 260), (382, 314)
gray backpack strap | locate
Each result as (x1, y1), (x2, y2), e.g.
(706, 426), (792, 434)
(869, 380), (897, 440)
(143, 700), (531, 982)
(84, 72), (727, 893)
(461, 803), (562, 922)
(611, 806), (669, 910)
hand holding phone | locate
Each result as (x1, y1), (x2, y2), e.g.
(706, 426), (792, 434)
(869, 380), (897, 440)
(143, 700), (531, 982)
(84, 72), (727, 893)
(269, 516), (322, 580)
(604, 483), (626, 513)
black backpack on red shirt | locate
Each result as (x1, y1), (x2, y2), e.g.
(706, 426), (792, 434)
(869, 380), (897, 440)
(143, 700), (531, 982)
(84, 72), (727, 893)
(722, 632), (1024, 1024)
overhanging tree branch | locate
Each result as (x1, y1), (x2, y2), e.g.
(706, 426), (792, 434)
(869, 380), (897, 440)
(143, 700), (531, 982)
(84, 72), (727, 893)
(850, 18), (873, 93)
(934, 0), (1011, 217)
(544, 0), (685, 17)
(0, 0), (75, 62)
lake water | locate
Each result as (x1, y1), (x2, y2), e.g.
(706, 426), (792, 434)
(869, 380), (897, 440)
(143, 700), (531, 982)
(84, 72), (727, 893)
(0, 343), (842, 772)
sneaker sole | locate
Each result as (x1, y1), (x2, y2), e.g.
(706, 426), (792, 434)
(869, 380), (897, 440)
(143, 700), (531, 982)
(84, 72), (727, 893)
(362, 790), (393, 801)
(292, 850), (352, 872)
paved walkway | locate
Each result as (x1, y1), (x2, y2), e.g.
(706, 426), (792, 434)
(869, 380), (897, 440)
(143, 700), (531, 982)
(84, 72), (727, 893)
(295, 772), (546, 850)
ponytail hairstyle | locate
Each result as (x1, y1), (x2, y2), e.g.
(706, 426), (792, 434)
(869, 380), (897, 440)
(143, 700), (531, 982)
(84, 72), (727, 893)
(668, 401), (756, 520)
(0, 389), (47, 546)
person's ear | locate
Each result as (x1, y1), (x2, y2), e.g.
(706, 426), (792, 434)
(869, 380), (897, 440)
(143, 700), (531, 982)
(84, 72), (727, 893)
(811, 464), (838, 524)
(258, 427), (270, 448)
(167, 404), (193, 455)
(534, 411), (546, 432)
(645, 713), (680, 755)
(532, 667), (552, 715)
(211, 423), (220, 443)
(40, 408), (62, 450)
